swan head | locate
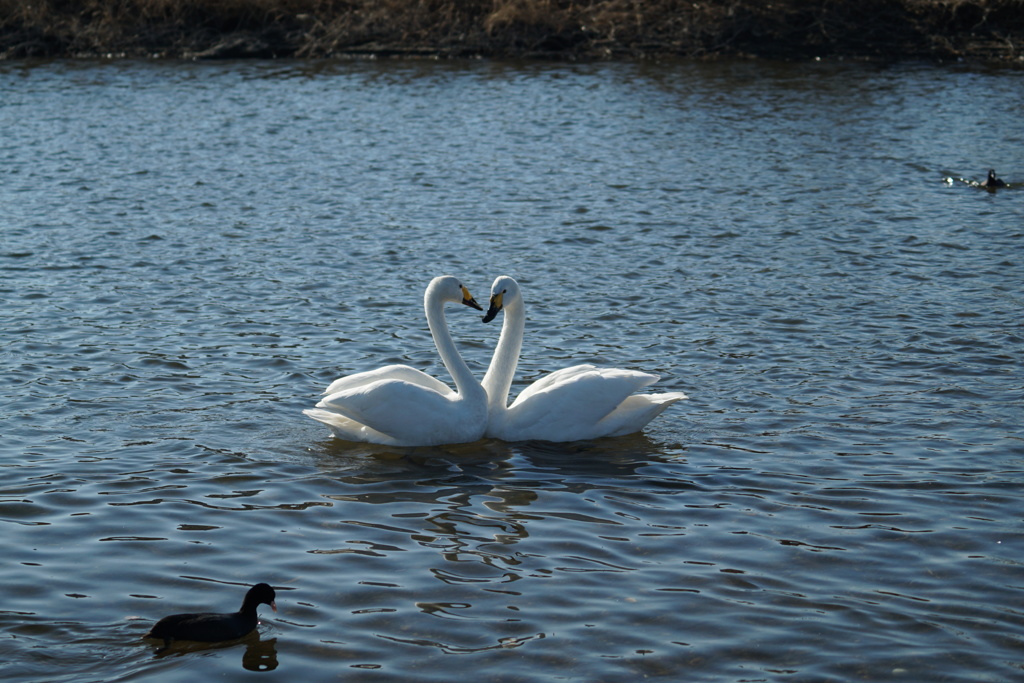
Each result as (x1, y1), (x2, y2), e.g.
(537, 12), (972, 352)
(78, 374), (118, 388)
(482, 275), (521, 323)
(429, 275), (483, 311)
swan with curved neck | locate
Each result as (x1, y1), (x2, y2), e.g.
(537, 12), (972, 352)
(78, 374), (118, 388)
(481, 275), (686, 442)
(304, 276), (488, 447)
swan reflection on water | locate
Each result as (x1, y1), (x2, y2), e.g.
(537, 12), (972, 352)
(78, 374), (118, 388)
(311, 428), (684, 475)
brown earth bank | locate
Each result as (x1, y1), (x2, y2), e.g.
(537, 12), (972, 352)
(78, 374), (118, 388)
(1, 0), (1022, 62)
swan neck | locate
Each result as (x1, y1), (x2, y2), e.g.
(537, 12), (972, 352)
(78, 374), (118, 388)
(482, 299), (524, 409)
(425, 291), (483, 401)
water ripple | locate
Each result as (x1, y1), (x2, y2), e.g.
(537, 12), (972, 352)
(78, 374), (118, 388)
(1, 58), (1022, 682)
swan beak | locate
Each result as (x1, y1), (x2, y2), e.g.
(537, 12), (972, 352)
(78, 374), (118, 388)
(482, 291), (504, 323)
(270, 601), (277, 612)
(461, 286), (484, 311)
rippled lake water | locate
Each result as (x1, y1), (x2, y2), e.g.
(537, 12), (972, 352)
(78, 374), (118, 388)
(1, 57), (1022, 681)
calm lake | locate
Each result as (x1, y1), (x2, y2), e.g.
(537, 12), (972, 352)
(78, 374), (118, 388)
(1, 57), (1022, 682)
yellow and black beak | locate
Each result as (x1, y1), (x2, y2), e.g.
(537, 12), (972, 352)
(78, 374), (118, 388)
(481, 290), (504, 323)
(461, 286), (483, 311)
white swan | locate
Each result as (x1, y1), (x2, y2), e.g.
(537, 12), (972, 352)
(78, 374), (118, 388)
(304, 276), (488, 447)
(480, 275), (687, 442)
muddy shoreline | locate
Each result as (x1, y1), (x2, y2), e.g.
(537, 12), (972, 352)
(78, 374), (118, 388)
(2, 0), (1022, 62)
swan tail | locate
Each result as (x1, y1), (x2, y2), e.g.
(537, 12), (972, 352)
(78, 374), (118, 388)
(303, 408), (399, 445)
(598, 391), (688, 438)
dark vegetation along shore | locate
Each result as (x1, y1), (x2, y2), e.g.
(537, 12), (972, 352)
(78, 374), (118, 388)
(1, 0), (1022, 61)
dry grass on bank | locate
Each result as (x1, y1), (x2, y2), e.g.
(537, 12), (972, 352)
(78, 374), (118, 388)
(1, 0), (1021, 60)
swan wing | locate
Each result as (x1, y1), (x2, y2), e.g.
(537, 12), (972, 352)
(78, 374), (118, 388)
(512, 364), (601, 404)
(504, 367), (662, 440)
(316, 378), (481, 446)
(321, 364), (453, 397)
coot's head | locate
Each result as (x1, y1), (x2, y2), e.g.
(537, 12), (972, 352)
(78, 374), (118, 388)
(246, 583), (277, 612)
(984, 169), (1007, 188)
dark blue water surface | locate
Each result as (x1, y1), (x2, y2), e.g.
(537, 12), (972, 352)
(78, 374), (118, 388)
(1, 58), (1022, 681)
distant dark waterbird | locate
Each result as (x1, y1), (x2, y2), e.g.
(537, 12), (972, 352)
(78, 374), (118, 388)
(144, 583), (277, 648)
(980, 169), (1007, 189)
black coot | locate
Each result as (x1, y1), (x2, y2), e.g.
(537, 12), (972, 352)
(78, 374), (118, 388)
(980, 169), (1007, 188)
(145, 582), (277, 647)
